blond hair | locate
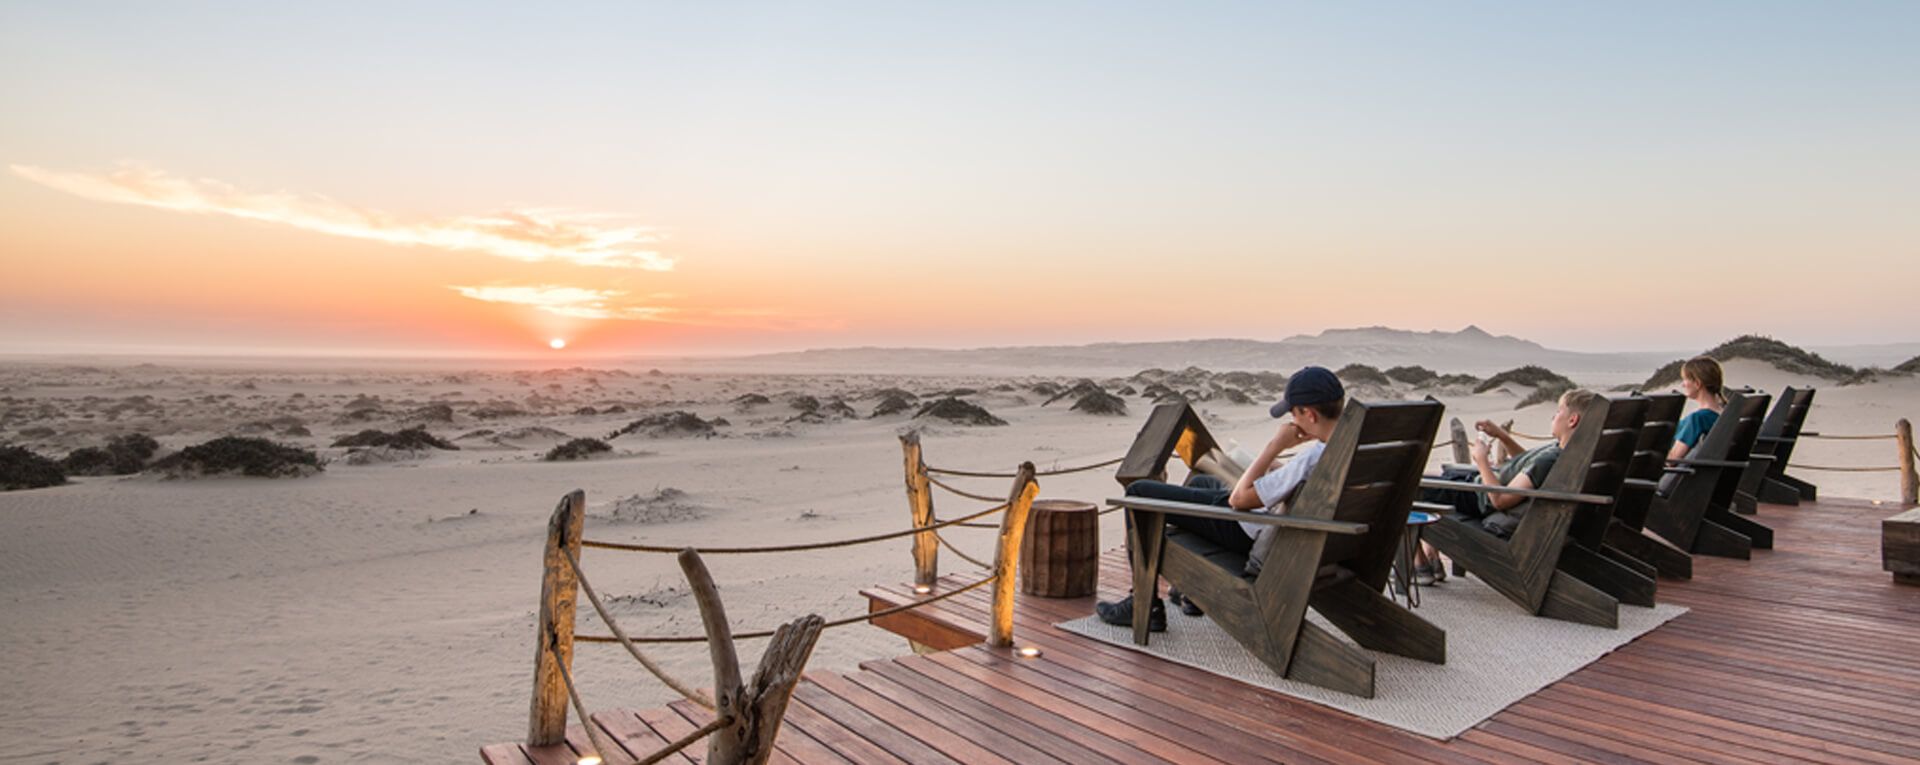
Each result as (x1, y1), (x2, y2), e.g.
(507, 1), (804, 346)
(1560, 387), (1600, 413)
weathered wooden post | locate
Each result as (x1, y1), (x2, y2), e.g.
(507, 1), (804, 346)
(683, 549), (824, 765)
(529, 490), (586, 746)
(1450, 418), (1472, 465)
(1897, 419), (1917, 506)
(989, 462), (1039, 648)
(900, 431), (938, 586)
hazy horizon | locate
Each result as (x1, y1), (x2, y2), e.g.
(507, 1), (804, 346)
(5, 3), (1917, 358)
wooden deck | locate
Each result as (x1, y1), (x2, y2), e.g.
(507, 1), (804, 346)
(483, 497), (1920, 764)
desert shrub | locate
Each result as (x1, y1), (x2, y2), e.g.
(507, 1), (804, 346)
(1475, 365), (1573, 394)
(1893, 355), (1920, 375)
(59, 433), (160, 476)
(608, 411), (716, 439)
(913, 397), (1007, 426)
(1643, 335), (1857, 388)
(404, 403), (455, 423)
(1515, 381), (1577, 410)
(1, 445), (67, 490)
(788, 395), (820, 413)
(1070, 390), (1129, 416)
(731, 393), (771, 408)
(545, 438), (613, 461)
(149, 437), (323, 478)
(330, 426), (458, 451)
(870, 395), (915, 418)
(1335, 364), (1393, 387)
(1042, 380), (1103, 407)
(1384, 366), (1437, 385)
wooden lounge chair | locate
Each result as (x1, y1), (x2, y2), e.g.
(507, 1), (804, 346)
(1420, 394), (1633, 628)
(1107, 399), (1446, 698)
(1642, 390), (1774, 560)
(1736, 386), (1818, 509)
(1602, 393), (1698, 579)
(1552, 394), (1660, 608)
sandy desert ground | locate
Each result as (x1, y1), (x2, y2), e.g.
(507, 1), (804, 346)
(1, 356), (1913, 763)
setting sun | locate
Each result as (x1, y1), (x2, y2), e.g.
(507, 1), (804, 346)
(548, 338), (566, 350)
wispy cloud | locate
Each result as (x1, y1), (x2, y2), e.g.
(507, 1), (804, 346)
(449, 283), (843, 331)
(11, 162), (672, 270)
(449, 285), (673, 320)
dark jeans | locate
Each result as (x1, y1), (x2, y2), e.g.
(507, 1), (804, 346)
(1124, 474), (1255, 554)
(1421, 466), (1519, 538)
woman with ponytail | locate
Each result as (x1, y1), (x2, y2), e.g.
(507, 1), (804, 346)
(1668, 356), (1728, 461)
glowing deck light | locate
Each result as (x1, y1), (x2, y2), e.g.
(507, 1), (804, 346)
(1018, 646), (1043, 658)
(913, 584), (932, 594)
(549, 338), (567, 350)
(577, 756), (602, 765)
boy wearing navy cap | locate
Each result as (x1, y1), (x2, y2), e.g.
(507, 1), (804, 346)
(1095, 366), (1346, 630)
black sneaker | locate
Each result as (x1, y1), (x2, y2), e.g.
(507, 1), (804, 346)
(1168, 587), (1204, 617)
(1095, 594), (1166, 632)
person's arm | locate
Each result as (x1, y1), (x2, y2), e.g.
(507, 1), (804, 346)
(1229, 421), (1308, 510)
(1476, 419), (1525, 463)
(1470, 437), (1533, 512)
(1667, 440), (1692, 461)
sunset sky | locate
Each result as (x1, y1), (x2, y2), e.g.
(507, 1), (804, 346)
(3, 3), (1916, 357)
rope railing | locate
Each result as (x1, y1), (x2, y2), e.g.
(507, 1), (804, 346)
(924, 455), (1124, 479)
(563, 549), (715, 709)
(580, 500), (1008, 555)
(934, 529), (994, 569)
(576, 572), (999, 645)
(927, 474), (1013, 503)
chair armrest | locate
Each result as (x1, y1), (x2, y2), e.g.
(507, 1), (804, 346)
(1667, 457), (1749, 469)
(1417, 479), (1613, 506)
(1441, 462), (1472, 472)
(1411, 501), (1453, 515)
(1105, 497), (1369, 535)
(1754, 435), (1795, 444)
(1620, 478), (1660, 492)
(1663, 465), (1696, 475)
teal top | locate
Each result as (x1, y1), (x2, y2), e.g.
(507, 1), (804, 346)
(1675, 408), (1720, 449)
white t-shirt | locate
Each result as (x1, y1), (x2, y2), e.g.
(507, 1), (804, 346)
(1241, 441), (1326, 538)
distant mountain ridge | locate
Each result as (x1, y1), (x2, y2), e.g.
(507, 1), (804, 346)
(699, 326), (1677, 382)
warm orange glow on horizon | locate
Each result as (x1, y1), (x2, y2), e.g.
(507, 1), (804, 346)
(549, 338), (566, 350)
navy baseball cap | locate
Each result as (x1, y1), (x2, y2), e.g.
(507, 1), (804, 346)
(1270, 366), (1345, 418)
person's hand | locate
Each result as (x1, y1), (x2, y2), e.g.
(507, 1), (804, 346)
(1474, 419), (1507, 438)
(1470, 435), (1493, 466)
(1272, 420), (1306, 449)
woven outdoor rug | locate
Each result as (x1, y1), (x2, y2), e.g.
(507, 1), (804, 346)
(1056, 575), (1687, 740)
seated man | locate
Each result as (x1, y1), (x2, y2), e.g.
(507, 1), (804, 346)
(1422, 387), (1598, 542)
(1095, 366), (1346, 630)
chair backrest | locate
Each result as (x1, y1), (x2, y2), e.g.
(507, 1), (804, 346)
(1615, 392), (1685, 531)
(1565, 395), (1651, 547)
(1501, 393), (1613, 556)
(1280, 398), (1444, 589)
(1648, 389), (1771, 545)
(1114, 403), (1218, 486)
(1759, 387), (1816, 477)
(1703, 389), (1772, 512)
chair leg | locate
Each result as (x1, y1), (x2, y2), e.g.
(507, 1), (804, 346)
(1311, 578), (1445, 664)
(1606, 523), (1693, 579)
(1598, 543), (1659, 581)
(1284, 620), (1376, 698)
(1758, 478), (1803, 506)
(1708, 508), (1773, 549)
(1691, 519), (1753, 559)
(1537, 570), (1619, 628)
(1125, 510), (1166, 645)
(1558, 544), (1656, 608)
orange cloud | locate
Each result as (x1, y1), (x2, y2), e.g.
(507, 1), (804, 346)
(448, 285), (672, 320)
(11, 162), (672, 270)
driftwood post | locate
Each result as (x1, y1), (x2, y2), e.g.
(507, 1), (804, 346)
(1450, 418), (1472, 465)
(683, 549), (824, 765)
(901, 431), (938, 585)
(528, 490), (586, 746)
(989, 462), (1040, 648)
(1897, 419), (1917, 506)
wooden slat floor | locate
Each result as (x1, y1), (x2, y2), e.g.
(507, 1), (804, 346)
(483, 497), (1920, 764)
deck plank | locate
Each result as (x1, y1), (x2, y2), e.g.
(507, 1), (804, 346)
(485, 497), (1920, 764)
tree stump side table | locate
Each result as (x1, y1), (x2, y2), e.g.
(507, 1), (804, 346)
(1019, 499), (1099, 598)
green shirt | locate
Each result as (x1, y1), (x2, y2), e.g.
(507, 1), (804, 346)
(1480, 443), (1562, 516)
